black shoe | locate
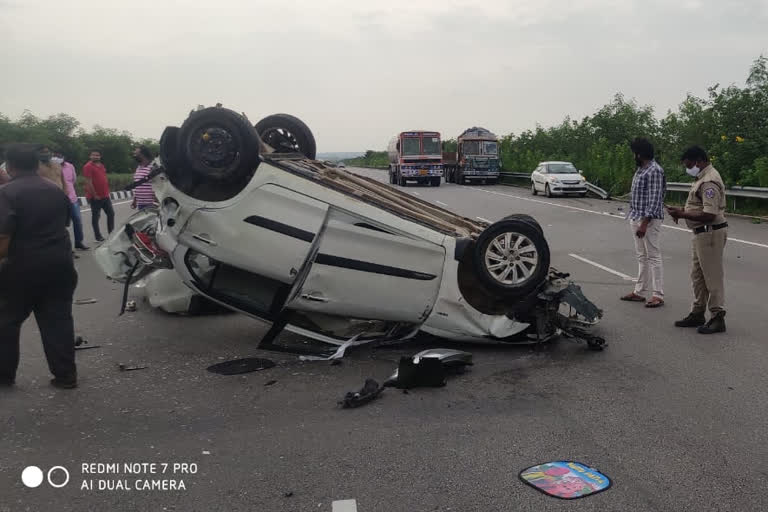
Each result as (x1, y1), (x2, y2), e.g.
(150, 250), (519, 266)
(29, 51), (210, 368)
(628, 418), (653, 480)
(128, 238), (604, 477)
(75, 243), (90, 250)
(675, 312), (706, 328)
(95, 237), (105, 243)
(0, 378), (15, 387)
(698, 312), (726, 334)
(50, 376), (78, 389)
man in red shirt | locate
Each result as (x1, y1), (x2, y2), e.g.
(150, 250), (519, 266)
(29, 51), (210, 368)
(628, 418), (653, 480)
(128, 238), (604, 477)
(82, 150), (114, 242)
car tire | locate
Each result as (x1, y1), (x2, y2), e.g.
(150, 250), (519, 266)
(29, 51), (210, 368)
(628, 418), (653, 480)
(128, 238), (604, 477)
(503, 214), (544, 236)
(254, 113), (317, 160)
(178, 107), (261, 183)
(472, 218), (550, 299)
(432, 177), (441, 187)
(545, 184), (552, 197)
(579, 192), (587, 198)
(531, 182), (538, 195)
(159, 126), (181, 174)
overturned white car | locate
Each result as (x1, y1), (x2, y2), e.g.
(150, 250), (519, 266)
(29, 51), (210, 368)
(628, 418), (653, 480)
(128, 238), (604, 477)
(96, 106), (604, 353)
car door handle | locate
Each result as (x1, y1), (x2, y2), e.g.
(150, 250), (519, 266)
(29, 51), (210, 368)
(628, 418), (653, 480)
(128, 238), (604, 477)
(301, 293), (329, 303)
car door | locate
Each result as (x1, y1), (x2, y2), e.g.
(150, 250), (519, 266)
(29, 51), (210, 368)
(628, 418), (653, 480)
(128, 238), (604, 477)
(177, 183), (329, 321)
(285, 207), (446, 323)
(532, 165), (543, 190)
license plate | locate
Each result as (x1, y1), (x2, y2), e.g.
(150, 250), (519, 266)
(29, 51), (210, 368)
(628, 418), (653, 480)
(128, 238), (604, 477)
(419, 169), (428, 176)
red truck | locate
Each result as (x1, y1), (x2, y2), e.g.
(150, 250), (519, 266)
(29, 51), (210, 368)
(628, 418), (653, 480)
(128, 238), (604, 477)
(387, 131), (443, 187)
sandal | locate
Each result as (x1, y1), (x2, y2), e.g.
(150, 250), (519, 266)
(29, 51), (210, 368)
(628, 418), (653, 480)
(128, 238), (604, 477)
(620, 292), (646, 302)
(645, 297), (665, 308)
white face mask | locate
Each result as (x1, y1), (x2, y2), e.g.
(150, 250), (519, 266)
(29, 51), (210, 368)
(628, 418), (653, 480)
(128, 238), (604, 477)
(51, 157), (64, 165)
(686, 165), (701, 177)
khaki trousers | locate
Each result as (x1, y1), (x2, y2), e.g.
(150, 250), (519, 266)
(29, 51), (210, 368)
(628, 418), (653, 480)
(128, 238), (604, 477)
(631, 219), (664, 298)
(691, 229), (727, 314)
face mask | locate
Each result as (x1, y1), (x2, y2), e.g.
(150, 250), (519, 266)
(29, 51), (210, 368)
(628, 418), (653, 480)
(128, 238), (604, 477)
(132, 155), (142, 162)
(686, 165), (701, 177)
(51, 157), (64, 164)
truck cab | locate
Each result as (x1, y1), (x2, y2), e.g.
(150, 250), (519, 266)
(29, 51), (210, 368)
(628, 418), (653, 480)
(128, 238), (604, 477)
(444, 127), (500, 185)
(387, 131), (443, 187)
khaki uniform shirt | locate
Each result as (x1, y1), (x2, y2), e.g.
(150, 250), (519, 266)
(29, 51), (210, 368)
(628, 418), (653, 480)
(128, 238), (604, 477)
(37, 161), (66, 190)
(684, 165), (726, 229)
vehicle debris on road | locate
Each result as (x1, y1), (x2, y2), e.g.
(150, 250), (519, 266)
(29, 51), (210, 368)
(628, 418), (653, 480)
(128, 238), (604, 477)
(118, 364), (148, 372)
(384, 349), (473, 389)
(339, 379), (384, 408)
(74, 298), (99, 305)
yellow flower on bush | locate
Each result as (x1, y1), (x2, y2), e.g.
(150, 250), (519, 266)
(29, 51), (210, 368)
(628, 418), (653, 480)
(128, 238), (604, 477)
(721, 135), (728, 141)
(735, 136), (745, 143)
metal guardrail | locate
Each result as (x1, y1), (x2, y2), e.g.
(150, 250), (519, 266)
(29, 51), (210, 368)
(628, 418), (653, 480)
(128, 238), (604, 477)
(499, 172), (610, 199)
(667, 182), (768, 200)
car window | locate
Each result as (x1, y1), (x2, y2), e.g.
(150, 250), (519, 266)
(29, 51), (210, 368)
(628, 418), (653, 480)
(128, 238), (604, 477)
(186, 250), (288, 318)
(547, 163), (578, 174)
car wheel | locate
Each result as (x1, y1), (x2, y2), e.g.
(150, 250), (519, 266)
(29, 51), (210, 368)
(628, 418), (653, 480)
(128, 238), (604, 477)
(579, 192), (587, 198)
(255, 113), (316, 160)
(472, 218), (550, 299)
(545, 184), (552, 197)
(531, 182), (538, 195)
(503, 214), (543, 236)
(433, 177), (441, 187)
(178, 107), (261, 183)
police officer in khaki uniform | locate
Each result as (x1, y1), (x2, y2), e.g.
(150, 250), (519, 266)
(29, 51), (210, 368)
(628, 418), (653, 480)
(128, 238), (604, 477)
(667, 146), (727, 334)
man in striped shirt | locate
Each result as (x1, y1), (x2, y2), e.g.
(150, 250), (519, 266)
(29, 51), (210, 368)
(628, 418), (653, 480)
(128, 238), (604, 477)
(131, 146), (157, 210)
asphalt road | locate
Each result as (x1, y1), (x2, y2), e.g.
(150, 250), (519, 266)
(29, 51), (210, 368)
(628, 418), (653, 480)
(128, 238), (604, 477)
(2, 170), (768, 512)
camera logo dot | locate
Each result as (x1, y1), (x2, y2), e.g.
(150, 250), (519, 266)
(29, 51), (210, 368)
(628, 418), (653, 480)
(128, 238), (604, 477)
(21, 466), (44, 488)
(48, 466), (70, 488)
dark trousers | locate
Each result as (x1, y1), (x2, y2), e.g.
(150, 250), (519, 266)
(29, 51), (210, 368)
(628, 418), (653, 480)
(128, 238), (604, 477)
(0, 268), (78, 382)
(70, 201), (84, 246)
(89, 197), (115, 240)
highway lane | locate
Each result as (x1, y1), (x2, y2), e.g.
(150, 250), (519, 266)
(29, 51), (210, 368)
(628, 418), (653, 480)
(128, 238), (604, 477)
(2, 173), (768, 511)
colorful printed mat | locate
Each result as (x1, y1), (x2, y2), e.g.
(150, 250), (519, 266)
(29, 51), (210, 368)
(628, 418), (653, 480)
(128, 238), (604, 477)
(519, 461), (611, 500)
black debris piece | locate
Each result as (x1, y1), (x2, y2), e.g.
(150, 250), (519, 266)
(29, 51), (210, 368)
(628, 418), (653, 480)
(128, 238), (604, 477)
(207, 357), (276, 375)
(118, 364), (147, 372)
(391, 356), (446, 389)
(339, 379), (383, 408)
(265, 380), (277, 387)
(74, 336), (102, 351)
(74, 298), (99, 305)
(384, 349), (473, 389)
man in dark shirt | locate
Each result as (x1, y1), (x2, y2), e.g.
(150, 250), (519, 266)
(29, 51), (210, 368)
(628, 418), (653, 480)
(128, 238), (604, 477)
(0, 143), (79, 389)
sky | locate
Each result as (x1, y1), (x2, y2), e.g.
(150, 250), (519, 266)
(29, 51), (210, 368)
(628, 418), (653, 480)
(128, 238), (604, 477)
(1, 0), (767, 151)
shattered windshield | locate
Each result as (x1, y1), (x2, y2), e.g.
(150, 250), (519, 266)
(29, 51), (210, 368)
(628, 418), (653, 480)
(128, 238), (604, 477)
(422, 136), (441, 155)
(547, 163), (578, 174)
(462, 141), (481, 155)
(402, 137), (421, 156)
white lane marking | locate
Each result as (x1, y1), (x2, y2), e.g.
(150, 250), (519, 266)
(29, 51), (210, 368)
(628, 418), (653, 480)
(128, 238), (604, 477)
(475, 188), (768, 249)
(436, 200), (448, 206)
(569, 253), (637, 281)
(476, 216), (492, 223)
(332, 499), (357, 512)
(81, 200), (133, 213)
(411, 191), (421, 196)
